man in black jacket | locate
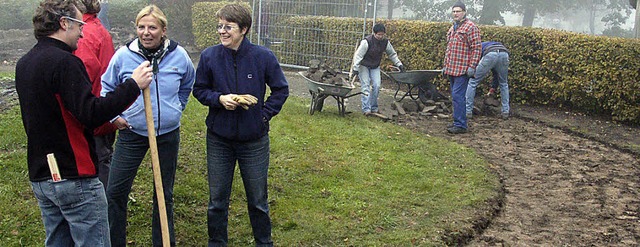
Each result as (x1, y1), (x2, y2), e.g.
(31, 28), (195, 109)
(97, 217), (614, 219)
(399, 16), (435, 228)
(15, 0), (153, 245)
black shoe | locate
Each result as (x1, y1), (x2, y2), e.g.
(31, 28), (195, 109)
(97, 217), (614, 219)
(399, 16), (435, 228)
(447, 126), (468, 134)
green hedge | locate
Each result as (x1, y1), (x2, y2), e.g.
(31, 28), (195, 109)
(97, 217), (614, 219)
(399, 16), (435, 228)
(192, 1), (252, 49)
(192, 12), (640, 124)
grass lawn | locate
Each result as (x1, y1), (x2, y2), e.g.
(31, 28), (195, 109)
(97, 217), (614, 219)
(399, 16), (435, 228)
(0, 94), (501, 246)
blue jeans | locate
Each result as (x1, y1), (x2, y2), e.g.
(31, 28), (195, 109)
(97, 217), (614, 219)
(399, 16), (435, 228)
(31, 177), (110, 246)
(450, 75), (469, 129)
(107, 128), (180, 247)
(358, 66), (381, 113)
(466, 50), (510, 114)
(206, 131), (273, 247)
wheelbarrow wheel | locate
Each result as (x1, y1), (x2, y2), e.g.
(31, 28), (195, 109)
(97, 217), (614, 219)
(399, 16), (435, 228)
(418, 83), (448, 105)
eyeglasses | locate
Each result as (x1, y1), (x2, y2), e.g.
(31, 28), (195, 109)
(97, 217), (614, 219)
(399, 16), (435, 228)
(216, 24), (238, 32)
(63, 16), (86, 28)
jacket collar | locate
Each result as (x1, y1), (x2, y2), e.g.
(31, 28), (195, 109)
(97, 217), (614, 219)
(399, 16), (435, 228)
(82, 13), (98, 22)
(126, 37), (178, 57)
(38, 36), (73, 53)
(222, 37), (251, 56)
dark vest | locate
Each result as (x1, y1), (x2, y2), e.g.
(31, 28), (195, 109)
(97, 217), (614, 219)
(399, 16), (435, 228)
(360, 34), (388, 69)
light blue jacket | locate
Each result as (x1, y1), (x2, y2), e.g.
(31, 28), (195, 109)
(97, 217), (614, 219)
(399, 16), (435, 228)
(101, 38), (195, 136)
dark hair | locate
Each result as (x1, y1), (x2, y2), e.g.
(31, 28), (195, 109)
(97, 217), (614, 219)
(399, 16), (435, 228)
(33, 0), (80, 39)
(216, 3), (252, 37)
(78, 0), (100, 14)
(373, 23), (385, 33)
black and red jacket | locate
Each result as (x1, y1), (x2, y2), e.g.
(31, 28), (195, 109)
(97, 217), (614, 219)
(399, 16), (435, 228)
(15, 37), (140, 181)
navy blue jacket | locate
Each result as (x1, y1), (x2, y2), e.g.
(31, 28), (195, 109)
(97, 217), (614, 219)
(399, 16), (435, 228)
(193, 38), (289, 141)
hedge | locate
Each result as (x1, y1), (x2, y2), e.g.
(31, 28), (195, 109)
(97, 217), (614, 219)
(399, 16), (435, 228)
(193, 6), (640, 124)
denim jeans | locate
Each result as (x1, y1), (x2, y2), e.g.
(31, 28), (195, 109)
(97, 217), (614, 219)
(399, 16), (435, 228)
(107, 128), (179, 247)
(206, 131), (273, 247)
(466, 50), (510, 114)
(450, 75), (469, 129)
(358, 66), (381, 113)
(31, 177), (110, 246)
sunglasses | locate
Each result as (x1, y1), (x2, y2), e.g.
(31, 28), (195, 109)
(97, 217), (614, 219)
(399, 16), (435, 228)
(63, 16), (86, 28)
(216, 24), (238, 32)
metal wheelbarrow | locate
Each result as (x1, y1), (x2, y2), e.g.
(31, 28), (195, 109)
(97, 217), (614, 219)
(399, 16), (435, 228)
(384, 69), (447, 104)
(298, 71), (362, 116)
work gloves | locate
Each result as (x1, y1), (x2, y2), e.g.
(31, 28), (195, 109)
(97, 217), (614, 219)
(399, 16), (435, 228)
(466, 67), (476, 78)
(232, 94), (258, 110)
(398, 65), (406, 72)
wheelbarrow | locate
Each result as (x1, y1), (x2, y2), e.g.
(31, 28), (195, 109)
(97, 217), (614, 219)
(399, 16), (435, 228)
(383, 69), (447, 104)
(298, 71), (362, 116)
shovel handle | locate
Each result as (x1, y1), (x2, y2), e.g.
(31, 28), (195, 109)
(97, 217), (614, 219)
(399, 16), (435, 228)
(143, 87), (171, 247)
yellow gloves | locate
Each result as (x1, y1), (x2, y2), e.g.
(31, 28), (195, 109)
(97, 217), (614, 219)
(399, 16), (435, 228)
(232, 94), (258, 110)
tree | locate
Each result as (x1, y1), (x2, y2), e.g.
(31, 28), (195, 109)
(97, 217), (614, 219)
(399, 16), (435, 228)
(477, 0), (509, 25)
(399, 0), (479, 22)
(510, 0), (568, 26)
(572, 0), (632, 35)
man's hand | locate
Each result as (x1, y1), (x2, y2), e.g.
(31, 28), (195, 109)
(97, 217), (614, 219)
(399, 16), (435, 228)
(219, 94), (241, 110)
(399, 65), (406, 72)
(466, 67), (476, 78)
(131, 61), (153, 89)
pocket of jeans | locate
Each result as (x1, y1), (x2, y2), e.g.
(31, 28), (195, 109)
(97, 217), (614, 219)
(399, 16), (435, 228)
(53, 180), (84, 209)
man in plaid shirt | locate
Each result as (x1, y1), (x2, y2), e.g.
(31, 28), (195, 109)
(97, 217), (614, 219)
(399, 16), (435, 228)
(443, 1), (481, 134)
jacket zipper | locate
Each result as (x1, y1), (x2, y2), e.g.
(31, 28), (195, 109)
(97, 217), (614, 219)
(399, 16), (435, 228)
(233, 51), (238, 140)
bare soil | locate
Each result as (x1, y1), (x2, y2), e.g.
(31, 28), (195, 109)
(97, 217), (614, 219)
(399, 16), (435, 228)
(286, 71), (640, 246)
(2, 29), (639, 246)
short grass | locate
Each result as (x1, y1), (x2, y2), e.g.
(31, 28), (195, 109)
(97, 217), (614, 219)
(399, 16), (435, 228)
(0, 95), (500, 246)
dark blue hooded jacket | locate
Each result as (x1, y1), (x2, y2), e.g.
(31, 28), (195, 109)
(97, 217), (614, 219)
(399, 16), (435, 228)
(193, 37), (289, 141)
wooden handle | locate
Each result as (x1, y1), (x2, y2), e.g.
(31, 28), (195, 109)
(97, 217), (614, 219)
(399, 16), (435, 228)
(143, 87), (171, 247)
(46, 153), (62, 182)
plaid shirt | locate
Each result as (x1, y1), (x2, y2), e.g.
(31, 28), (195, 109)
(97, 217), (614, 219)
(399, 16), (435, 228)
(443, 18), (482, 76)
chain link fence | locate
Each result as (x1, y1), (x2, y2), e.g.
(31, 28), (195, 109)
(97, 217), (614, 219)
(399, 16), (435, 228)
(249, 0), (378, 71)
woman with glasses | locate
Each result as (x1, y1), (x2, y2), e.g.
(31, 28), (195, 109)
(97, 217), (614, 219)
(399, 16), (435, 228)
(100, 4), (195, 246)
(192, 3), (288, 246)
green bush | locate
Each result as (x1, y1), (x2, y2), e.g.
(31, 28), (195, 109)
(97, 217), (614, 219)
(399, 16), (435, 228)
(192, 1), (252, 49)
(192, 14), (640, 124)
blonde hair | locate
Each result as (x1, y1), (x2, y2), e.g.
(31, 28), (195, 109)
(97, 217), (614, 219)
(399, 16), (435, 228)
(135, 4), (167, 29)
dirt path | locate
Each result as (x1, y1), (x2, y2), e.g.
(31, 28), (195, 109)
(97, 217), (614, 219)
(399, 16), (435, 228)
(285, 71), (640, 246)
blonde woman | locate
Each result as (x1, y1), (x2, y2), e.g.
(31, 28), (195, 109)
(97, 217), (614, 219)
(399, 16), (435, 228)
(101, 5), (195, 246)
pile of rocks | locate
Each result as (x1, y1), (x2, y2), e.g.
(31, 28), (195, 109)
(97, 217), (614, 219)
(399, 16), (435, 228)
(389, 92), (503, 123)
(391, 98), (451, 120)
(304, 59), (350, 86)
